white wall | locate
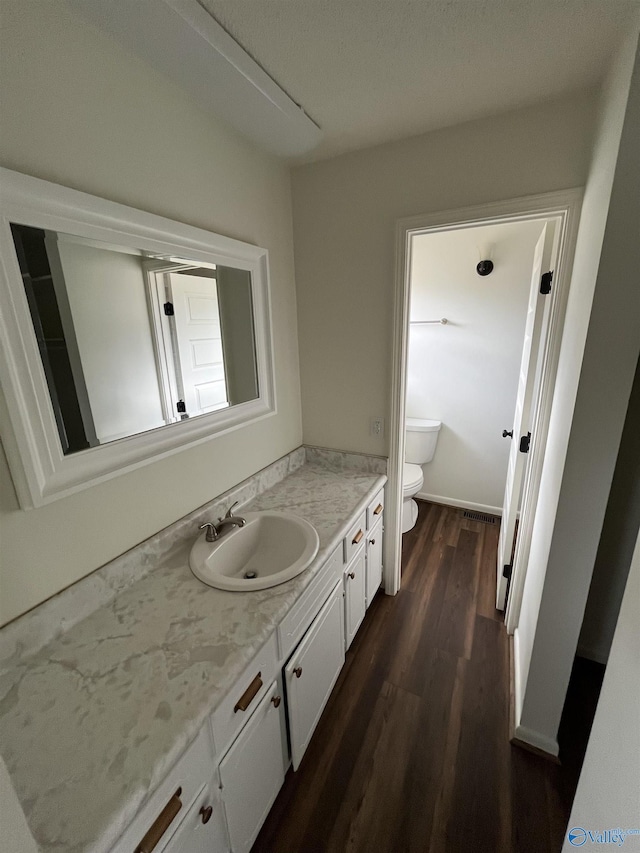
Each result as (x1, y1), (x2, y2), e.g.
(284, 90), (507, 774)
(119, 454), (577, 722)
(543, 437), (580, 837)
(407, 221), (545, 511)
(578, 359), (640, 664)
(515, 31), (639, 753)
(0, 0), (302, 626)
(292, 90), (596, 458)
(561, 528), (640, 851)
(58, 241), (165, 442)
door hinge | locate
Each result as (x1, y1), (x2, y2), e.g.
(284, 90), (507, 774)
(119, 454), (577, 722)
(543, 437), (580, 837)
(176, 399), (186, 414)
(163, 301), (174, 316)
(503, 564), (512, 580)
(540, 271), (553, 295)
(520, 432), (531, 453)
(519, 432), (531, 454)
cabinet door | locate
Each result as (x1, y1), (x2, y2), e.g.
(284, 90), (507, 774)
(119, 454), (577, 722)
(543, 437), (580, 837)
(111, 726), (215, 853)
(285, 581), (345, 770)
(163, 783), (228, 853)
(366, 518), (383, 607)
(344, 546), (366, 650)
(219, 681), (286, 853)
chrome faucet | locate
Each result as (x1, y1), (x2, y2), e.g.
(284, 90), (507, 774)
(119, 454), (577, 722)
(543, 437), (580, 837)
(199, 501), (247, 542)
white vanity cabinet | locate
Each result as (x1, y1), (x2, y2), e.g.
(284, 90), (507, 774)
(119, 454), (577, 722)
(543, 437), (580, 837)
(365, 488), (384, 608)
(110, 483), (386, 853)
(160, 783), (228, 853)
(218, 680), (287, 853)
(284, 580), (345, 770)
(111, 726), (226, 853)
(343, 545), (367, 649)
(366, 519), (383, 607)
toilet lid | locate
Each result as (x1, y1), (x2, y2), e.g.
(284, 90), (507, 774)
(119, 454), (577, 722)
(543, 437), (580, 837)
(403, 462), (423, 493)
(405, 417), (441, 432)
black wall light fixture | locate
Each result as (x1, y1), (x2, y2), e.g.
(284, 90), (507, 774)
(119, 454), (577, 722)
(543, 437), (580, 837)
(476, 241), (495, 276)
(476, 259), (494, 276)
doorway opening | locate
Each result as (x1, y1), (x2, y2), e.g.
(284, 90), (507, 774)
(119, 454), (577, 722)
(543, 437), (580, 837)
(385, 190), (582, 638)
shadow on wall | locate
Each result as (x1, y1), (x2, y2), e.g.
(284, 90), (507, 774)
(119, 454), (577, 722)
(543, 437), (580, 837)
(578, 354), (640, 664)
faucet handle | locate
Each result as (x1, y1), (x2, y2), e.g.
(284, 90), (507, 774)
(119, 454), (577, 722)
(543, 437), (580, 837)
(199, 522), (218, 542)
(224, 501), (240, 519)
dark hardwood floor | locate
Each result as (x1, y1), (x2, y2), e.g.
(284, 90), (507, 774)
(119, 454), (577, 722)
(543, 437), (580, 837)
(252, 501), (581, 853)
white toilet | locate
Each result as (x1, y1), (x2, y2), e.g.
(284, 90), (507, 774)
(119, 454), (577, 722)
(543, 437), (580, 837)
(403, 417), (442, 533)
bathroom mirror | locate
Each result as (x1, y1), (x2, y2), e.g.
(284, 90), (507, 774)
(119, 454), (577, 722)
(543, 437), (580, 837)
(0, 168), (274, 507)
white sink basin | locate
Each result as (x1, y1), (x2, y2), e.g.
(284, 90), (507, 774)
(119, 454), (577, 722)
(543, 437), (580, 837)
(189, 511), (320, 591)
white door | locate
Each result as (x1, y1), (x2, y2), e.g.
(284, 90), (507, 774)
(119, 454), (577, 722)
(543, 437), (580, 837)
(496, 225), (548, 610)
(218, 681), (285, 853)
(344, 546), (367, 648)
(168, 272), (229, 417)
(285, 581), (345, 770)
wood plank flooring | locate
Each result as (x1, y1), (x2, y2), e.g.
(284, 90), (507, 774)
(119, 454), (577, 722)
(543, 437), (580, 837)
(252, 501), (576, 853)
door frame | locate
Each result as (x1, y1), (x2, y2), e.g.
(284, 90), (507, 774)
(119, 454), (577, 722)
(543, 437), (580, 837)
(385, 189), (582, 634)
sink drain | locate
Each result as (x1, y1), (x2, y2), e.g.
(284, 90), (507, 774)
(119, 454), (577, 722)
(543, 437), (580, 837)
(244, 570), (258, 580)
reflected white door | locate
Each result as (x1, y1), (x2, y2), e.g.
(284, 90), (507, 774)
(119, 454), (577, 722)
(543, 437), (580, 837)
(496, 225), (547, 610)
(168, 273), (228, 416)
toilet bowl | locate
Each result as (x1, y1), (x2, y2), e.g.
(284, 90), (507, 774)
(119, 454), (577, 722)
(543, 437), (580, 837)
(402, 417), (441, 533)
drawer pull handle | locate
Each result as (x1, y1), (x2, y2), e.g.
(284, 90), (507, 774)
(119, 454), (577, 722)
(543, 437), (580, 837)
(200, 805), (213, 825)
(369, 539), (375, 545)
(293, 666), (303, 678)
(234, 672), (263, 713)
(271, 695), (282, 708)
(373, 503), (383, 515)
(352, 529), (364, 545)
(347, 571), (355, 580)
(135, 788), (182, 853)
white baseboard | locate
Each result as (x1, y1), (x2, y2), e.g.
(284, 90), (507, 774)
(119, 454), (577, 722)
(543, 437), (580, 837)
(513, 724), (560, 758)
(513, 628), (522, 728)
(416, 491), (502, 516)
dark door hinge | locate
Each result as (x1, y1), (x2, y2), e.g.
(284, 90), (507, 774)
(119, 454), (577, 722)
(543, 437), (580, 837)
(519, 432), (531, 454)
(503, 563), (512, 580)
(176, 399), (186, 413)
(540, 271), (553, 295)
(163, 301), (174, 316)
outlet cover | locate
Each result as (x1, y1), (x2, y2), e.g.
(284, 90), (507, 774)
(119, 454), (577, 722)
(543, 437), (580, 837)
(370, 417), (384, 437)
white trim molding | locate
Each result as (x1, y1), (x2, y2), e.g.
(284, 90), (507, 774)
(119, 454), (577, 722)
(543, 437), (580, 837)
(0, 168), (276, 508)
(513, 725), (560, 758)
(511, 630), (560, 757)
(388, 189), (583, 603)
(416, 492), (502, 517)
(69, 0), (322, 158)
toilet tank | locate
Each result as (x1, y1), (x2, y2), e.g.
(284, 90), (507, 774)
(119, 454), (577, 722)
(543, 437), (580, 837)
(405, 417), (441, 464)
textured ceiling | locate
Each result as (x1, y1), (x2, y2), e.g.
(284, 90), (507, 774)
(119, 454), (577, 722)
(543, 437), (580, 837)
(198, 0), (638, 161)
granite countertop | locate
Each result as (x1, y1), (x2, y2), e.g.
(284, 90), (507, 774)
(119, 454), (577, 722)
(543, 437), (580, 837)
(0, 462), (386, 853)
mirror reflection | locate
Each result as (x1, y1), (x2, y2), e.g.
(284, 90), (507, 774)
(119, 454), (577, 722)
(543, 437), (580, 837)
(11, 224), (258, 454)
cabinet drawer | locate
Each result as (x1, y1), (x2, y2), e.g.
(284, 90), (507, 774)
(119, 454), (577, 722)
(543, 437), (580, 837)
(285, 581), (345, 770)
(211, 632), (278, 758)
(344, 511), (367, 565)
(277, 544), (343, 661)
(219, 681), (286, 853)
(160, 783), (228, 853)
(112, 726), (214, 853)
(367, 488), (385, 530)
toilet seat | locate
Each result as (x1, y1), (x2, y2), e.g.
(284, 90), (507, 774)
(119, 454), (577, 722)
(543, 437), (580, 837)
(403, 462), (423, 496)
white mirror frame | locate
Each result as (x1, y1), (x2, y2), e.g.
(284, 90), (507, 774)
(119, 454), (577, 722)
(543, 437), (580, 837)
(0, 168), (275, 508)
